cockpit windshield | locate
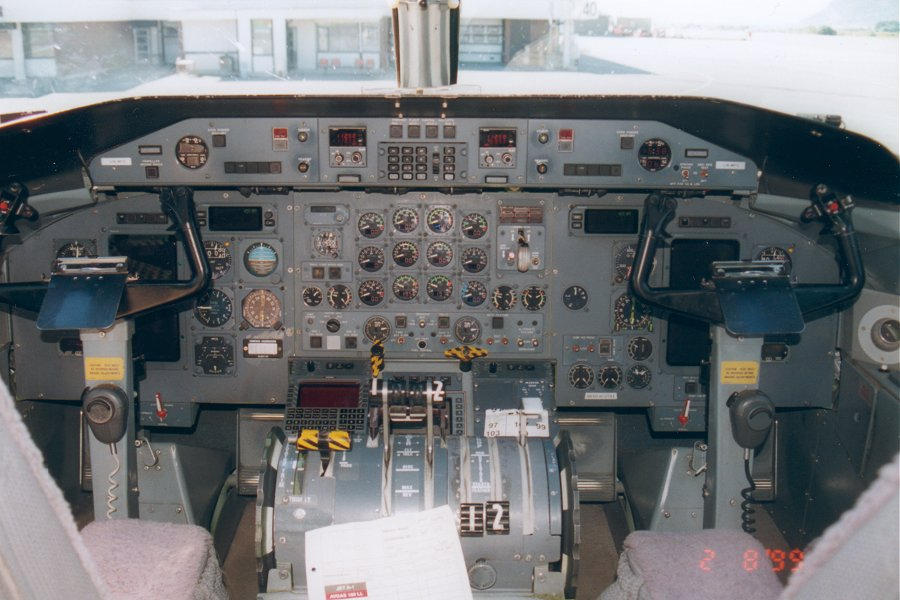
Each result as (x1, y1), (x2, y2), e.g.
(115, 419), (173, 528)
(0, 0), (898, 151)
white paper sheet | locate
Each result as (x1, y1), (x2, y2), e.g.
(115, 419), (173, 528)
(304, 505), (473, 600)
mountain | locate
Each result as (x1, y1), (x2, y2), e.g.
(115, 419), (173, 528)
(802, 0), (899, 28)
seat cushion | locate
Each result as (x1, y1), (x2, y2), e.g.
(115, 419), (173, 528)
(600, 529), (782, 600)
(82, 519), (227, 600)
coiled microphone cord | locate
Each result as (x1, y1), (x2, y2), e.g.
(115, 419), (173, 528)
(741, 448), (757, 534)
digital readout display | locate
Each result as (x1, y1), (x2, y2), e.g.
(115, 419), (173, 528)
(479, 128), (517, 148)
(328, 127), (367, 147)
(297, 382), (360, 408)
(208, 206), (263, 232)
(583, 209), (639, 234)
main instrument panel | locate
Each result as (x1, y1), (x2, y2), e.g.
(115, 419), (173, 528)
(6, 113), (840, 432)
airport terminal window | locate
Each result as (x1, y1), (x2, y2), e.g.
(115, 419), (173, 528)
(23, 23), (55, 59)
(0, 26), (13, 60)
(251, 19), (273, 56)
(316, 23), (380, 53)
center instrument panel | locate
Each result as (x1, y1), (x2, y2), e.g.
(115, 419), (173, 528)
(7, 115), (841, 430)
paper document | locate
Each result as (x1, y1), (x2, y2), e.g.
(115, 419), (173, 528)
(483, 397), (550, 439)
(305, 505), (473, 600)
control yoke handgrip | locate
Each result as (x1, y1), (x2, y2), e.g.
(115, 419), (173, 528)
(0, 186), (211, 319)
(629, 188), (865, 326)
(630, 194), (723, 323)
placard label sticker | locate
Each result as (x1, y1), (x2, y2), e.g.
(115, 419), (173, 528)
(721, 361), (759, 384)
(715, 160), (746, 170)
(84, 357), (125, 381)
(100, 157), (132, 166)
(324, 582), (368, 599)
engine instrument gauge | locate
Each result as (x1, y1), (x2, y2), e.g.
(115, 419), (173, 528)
(364, 316), (392, 342)
(175, 135), (209, 169)
(392, 275), (419, 301)
(454, 317), (482, 344)
(427, 241), (453, 267)
(327, 284), (352, 309)
(461, 247), (488, 273)
(627, 337), (653, 361)
(562, 285), (588, 310)
(203, 240), (232, 280)
(637, 138), (671, 172)
(461, 281), (487, 307)
(243, 242), (278, 277)
(522, 286), (547, 311)
(313, 230), (341, 258)
(302, 286), (323, 307)
(392, 241), (419, 267)
(626, 364), (652, 389)
(756, 246), (792, 273)
(461, 213), (488, 239)
(392, 207), (418, 233)
(614, 244), (637, 284)
(598, 364), (623, 389)
(568, 364), (594, 389)
(56, 241), (97, 259)
(614, 294), (652, 331)
(242, 289), (282, 329)
(195, 336), (235, 375)
(358, 246), (385, 272)
(193, 288), (233, 328)
(358, 280), (385, 306)
(358, 212), (385, 238)
(426, 207), (454, 233)
(426, 275), (453, 301)
(491, 285), (516, 311)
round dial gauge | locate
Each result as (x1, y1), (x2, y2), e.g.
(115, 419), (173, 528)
(427, 241), (453, 267)
(562, 285), (588, 310)
(568, 364), (594, 389)
(302, 286), (323, 307)
(598, 364), (623, 389)
(358, 212), (385, 238)
(462, 247), (488, 273)
(242, 289), (282, 329)
(392, 241), (419, 267)
(56, 241), (96, 259)
(522, 286), (547, 311)
(193, 288), (233, 328)
(358, 280), (385, 306)
(626, 364), (652, 389)
(313, 230), (341, 258)
(426, 207), (454, 233)
(426, 275), (453, 301)
(392, 207), (419, 233)
(358, 246), (385, 272)
(243, 242), (278, 277)
(461, 213), (488, 239)
(491, 286), (516, 311)
(327, 284), (352, 309)
(638, 138), (672, 172)
(627, 337), (653, 361)
(392, 275), (419, 301)
(203, 240), (232, 280)
(364, 316), (392, 342)
(614, 294), (652, 331)
(454, 317), (482, 344)
(195, 336), (234, 376)
(756, 246), (792, 274)
(461, 281), (487, 307)
(175, 135), (209, 169)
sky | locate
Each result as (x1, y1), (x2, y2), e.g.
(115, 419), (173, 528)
(592, 0), (833, 26)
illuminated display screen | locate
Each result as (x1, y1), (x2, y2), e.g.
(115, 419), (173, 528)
(699, 547), (804, 574)
(297, 382), (360, 408)
(329, 127), (367, 147)
(479, 128), (517, 148)
(583, 209), (639, 234)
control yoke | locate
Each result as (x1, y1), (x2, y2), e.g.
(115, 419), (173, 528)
(0, 186), (211, 321)
(629, 185), (865, 329)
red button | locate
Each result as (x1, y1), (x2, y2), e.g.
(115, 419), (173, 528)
(272, 127), (288, 139)
(558, 128), (574, 141)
